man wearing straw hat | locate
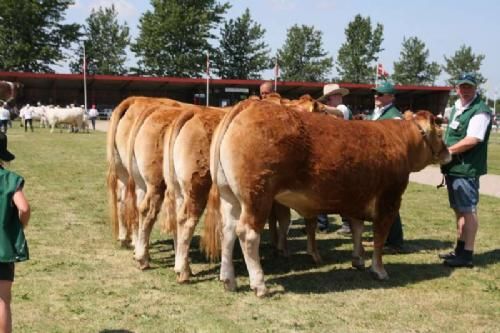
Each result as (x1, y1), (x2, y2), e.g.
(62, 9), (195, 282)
(315, 83), (353, 233)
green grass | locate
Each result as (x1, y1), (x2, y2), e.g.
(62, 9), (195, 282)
(6, 123), (500, 333)
(488, 131), (500, 175)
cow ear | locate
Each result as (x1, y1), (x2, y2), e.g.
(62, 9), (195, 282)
(403, 110), (414, 120)
(311, 100), (320, 113)
(434, 115), (443, 127)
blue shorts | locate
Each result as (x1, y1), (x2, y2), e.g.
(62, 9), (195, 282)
(445, 175), (479, 213)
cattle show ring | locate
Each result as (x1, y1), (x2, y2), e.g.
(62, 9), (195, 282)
(1, 81), (499, 332)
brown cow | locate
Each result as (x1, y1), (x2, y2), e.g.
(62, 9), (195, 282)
(163, 96), (327, 281)
(107, 97), (184, 248)
(163, 106), (226, 281)
(202, 99), (451, 297)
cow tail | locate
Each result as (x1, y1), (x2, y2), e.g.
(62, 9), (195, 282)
(201, 100), (249, 261)
(106, 97), (137, 238)
(162, 109), (195, 234)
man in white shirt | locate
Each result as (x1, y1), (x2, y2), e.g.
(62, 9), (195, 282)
(88, 104), (99, 131)
(316, 83), (353, 233)
(0, 102), (10, 133)
(23, 105), (34, 132)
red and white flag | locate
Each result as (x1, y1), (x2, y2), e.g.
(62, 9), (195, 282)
(273, 57), (280, 79)
(377, 63), (389, 78)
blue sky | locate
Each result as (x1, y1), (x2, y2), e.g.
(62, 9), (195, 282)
(66, 0), (500, 97)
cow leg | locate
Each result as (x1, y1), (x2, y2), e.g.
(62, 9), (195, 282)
(236, 211), (267, 297)
(116, 179), (132, 248)
(174, 195), (204, 283)
(350, 218), (365, 269)
(267, 202), (290, 257)
(267, 205), (278, 253)
(304, 218), (322, 264)
(370, 218), (391, 280)
(275, 203), (291, 257)
(219, 193), (241, 292)
(134, 186), (163, 270)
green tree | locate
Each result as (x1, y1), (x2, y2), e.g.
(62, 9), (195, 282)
(0, 0), (80, 72)
(213, 8), (270, 79)
(336, 14), (384, 83)
(131, 0), (230, 77)
(277, 24), (332, 82)
(69, 5), (130, 75)
(443, 45), (485, 86)
(392, 36), (441, 85)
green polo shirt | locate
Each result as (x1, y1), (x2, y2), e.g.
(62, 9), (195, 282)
(0, 168), (29, 262)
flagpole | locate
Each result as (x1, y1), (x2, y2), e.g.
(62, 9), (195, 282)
(274, 56), (278, 92)
(206, 51), (210, 107)
(83, 40), (88, 112)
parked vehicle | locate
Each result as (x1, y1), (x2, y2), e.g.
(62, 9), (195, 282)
(98, 108), (113, 120)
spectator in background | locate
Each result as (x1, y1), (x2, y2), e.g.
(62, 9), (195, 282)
(0, 103), (9, 134)
(0, 132), (31, 333)
(316, 83), (353, 233)
(369, 81), (405, 253)
(23, 106), (34, 132)
(260, 81), (273, 99)
(439, 73), (492, 268)
(88, 105), (99, 131)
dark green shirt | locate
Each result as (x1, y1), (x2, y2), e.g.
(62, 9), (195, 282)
(370, 104), (402, 120)
(0, 168), (29, 262)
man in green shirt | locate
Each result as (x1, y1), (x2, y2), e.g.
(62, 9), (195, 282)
(369, 81), (404, 252)
(439, 73), (492, 268)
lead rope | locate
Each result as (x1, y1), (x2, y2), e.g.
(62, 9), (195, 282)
(437, 175), (446, 189)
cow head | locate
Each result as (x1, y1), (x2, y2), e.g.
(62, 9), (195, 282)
(406, 110), (451, 166)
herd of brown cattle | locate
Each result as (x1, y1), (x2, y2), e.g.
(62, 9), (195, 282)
(106, 94), (451, 297)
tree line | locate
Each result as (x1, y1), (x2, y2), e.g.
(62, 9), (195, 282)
(0, 0), (491, 92)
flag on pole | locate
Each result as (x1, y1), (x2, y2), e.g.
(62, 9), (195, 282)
(273, 58), (280, 79)
(377, 63), (389, 78)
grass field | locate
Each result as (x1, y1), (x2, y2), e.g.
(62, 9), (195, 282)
(6, 124), (500, 333)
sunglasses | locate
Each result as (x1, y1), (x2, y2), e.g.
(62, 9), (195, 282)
(374, 92), (385, 97)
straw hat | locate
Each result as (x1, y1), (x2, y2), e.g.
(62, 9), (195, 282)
(318, 83), (349, 101)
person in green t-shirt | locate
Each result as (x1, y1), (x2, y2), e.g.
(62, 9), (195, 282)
(439, 73), (492, 268)
(0, 132), (31, 333)
(369, 81), (405, 253)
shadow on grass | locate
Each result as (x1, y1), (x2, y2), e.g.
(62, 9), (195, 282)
(145, 222), (500, 293)
(265, 248), (500, 295)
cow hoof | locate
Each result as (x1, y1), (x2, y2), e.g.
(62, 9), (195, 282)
(278, 248), (290, 258)
(351, 257), (365, 270)
(253, 285), (269, 298)
(176, 271), (190, 284)
(222, 279), (237, 292)
(138, 259), (150, 270)
(369, 266), (389, 280)
(120, 239), (133, 249)
(311, 253), (323, 265)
